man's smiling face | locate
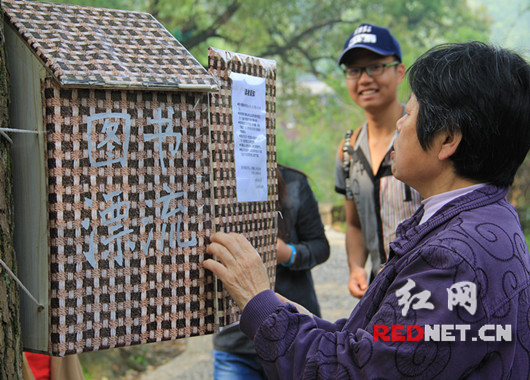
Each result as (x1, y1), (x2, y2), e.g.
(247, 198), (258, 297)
(344, 49), (404, 113)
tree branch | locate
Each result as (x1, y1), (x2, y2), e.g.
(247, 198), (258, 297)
(260, 18), (344, 58)
(183, 0), (242, 48)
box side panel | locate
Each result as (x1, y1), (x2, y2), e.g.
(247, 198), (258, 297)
(5, 23), (50, 352)
(208, 48), (278, 327)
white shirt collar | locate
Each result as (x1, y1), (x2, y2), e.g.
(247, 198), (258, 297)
(420, 184), (487, 225)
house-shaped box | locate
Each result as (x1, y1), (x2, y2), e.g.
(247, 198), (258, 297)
(2, 0), (277, 356)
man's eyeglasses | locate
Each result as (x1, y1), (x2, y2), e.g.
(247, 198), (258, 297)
(343, 61), (400, 79)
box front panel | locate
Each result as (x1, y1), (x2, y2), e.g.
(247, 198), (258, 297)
(44, 79), (214, 355)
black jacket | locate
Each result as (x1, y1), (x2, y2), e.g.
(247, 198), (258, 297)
(274, 165), (330, 317)
(213, 165), (330, 354)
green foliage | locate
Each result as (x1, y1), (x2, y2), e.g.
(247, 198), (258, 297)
(276, 75), (358, 203)
(470, 0), (530, 57)
(128, 346), (151, 366)
(79, 340), (186, 378)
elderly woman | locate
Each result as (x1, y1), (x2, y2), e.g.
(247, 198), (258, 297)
(204, 42), (530, 379)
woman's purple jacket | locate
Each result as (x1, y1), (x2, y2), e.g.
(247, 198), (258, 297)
(240, 185), (530, 379)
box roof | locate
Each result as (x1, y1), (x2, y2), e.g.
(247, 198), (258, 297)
(2, 0), (218, 91)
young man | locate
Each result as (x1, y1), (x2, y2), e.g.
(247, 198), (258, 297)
(335, 24), (421, 298)
(205, 41), (530, 379)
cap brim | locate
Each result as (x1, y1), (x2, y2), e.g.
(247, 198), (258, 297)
(337, 45), (398, 66)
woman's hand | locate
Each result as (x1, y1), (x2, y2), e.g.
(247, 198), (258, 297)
(203, 232), (271, 311)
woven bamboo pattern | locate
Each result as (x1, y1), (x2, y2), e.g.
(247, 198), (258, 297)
(208, 48), (278, 327)
(44, 78), (214, 355)
(2, 0), (217, 90)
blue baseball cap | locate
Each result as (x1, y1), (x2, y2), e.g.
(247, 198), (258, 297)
(338, 23), (402, 66)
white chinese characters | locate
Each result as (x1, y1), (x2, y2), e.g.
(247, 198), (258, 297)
(82, 108), (196, 269)
(396, 278), (434, 317)
(447, 281), (477, 315)
(395, 279), (478, 317)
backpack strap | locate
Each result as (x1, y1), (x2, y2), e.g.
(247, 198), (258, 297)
(341, 127), (362, 200)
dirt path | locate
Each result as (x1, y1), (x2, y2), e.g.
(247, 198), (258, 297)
(140, 227), (357, 380)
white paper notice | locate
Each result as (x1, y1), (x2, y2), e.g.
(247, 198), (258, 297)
(230, 72), (268, 202)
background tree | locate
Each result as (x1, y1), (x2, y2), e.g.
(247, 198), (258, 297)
(37, 0), (495, 203)
(34, 0), (528, 211)
(0, 8), (24, 379)
(146, 0), (493, 203)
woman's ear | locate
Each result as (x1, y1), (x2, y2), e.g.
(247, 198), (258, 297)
(438, 130), (462, 161)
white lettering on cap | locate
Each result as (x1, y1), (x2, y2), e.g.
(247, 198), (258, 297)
(354, 25), (372, 34)
(348, 33), (377, 48)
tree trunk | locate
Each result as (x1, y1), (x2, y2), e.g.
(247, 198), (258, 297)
(0, 9), (24, 380)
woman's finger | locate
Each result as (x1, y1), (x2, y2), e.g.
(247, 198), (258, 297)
(210, 232), (261, 261)
(206, 240), (239, 268)
(202, 258), (228, 280)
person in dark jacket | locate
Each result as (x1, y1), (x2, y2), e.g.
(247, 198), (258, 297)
(211, 164), (330, 379)
(204, 41), (530, 379)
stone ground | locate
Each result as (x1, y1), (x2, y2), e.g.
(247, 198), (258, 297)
(140, 227), (360, 380)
